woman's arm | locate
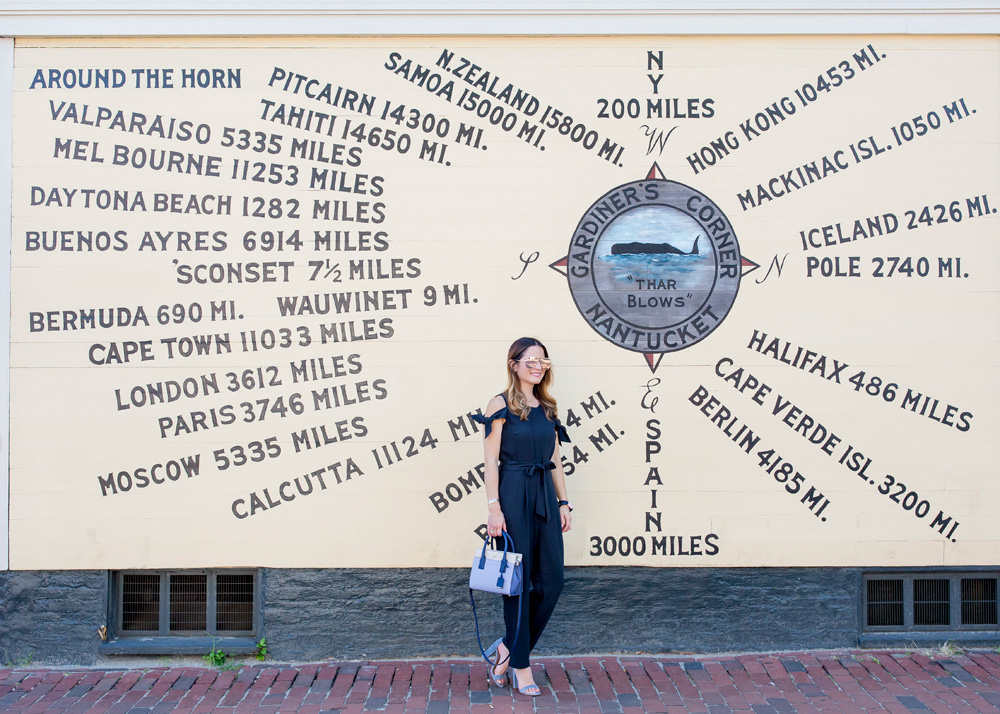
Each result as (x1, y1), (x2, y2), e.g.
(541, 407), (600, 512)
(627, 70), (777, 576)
(482, 394), (507, 537)
(550, 441), (573, 533)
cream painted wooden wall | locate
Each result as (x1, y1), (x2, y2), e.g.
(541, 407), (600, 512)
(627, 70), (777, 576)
(5, 33), (1000, 569)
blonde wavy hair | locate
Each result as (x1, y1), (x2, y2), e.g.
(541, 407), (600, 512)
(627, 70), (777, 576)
(505, 337), (557, 421)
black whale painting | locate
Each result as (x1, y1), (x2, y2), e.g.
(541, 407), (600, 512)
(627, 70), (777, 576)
(611, 235), (701, 256)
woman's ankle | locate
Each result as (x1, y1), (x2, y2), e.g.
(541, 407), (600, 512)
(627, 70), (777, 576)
(494, 643), (510, 672)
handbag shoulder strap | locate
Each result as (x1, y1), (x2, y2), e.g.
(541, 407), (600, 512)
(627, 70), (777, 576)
(470, 587), (522, 667)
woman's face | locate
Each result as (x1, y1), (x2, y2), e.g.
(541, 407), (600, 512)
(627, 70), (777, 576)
(510, 345), (548, 387)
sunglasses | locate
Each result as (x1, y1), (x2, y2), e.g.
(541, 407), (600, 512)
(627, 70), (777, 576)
(516, 358), (552, 370)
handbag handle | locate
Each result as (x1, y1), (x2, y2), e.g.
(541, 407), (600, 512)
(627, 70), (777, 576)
(478, 531), (514, 589)
(478, 530), (514, 565)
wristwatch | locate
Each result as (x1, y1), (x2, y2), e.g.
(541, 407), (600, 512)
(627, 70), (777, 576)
(558, 500), (573, 511)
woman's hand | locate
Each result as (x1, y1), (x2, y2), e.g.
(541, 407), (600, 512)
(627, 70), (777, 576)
(487, 504), (506, 537)
(560, 504), (572, 533)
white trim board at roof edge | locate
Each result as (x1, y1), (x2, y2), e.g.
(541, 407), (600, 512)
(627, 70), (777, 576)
(0, 1), (998, 36)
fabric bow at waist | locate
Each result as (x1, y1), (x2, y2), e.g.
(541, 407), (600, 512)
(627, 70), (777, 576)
(504, 460), (556, 520)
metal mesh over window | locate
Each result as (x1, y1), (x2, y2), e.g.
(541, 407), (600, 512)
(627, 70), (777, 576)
(961, 578), (998, 626)
(914, 578), (950, 626)
(217, 574), (255, 631)
(122, 573), (160, 631)
(116, 570), (258, 637)
(867, 579), (903, 627)
(169, 574), (207, 631)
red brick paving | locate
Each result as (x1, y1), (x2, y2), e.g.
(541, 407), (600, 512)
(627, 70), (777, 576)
(0, 651), (998, 712)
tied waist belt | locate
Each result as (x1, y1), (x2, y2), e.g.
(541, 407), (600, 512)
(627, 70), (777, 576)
(503, 460), (556, 520)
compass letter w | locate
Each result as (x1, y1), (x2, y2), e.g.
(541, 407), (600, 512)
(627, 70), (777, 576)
(641, 125), (677, 157)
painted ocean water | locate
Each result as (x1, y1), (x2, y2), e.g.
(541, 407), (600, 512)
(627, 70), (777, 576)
(593, 206), (716, 328)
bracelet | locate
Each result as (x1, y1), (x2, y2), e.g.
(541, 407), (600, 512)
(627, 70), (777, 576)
(558, 500), (573, 512)
(487, 498), (500, 506)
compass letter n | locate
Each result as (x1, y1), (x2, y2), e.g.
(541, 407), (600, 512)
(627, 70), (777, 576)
(756, 253), (789, 284)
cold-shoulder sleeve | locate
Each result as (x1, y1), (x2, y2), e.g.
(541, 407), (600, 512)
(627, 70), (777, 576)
(554, 418), (571, 444)
(470, 405), (510, 438)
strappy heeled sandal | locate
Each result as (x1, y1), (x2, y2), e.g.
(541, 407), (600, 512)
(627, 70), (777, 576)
(510, 669), (541, 697)
(484, 638), (508, 687)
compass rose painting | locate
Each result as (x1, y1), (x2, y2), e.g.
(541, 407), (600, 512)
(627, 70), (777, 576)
(552, 164), (759, 370)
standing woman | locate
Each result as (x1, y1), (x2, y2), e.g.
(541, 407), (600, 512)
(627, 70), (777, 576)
(472, 337), (573, 696)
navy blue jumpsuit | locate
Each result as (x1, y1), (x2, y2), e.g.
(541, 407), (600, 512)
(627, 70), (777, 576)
(474, 395), (570, 669)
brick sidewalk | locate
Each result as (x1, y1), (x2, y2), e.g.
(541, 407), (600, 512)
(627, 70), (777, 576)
(1, 651), (999, 713)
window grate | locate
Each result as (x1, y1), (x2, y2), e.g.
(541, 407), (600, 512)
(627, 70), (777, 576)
(217, 574), (255, 632)
(115, 570), (256, 637)
(169, 574), (208, 631)
(867, 578), (903, 627)
(962, 578), (998, 626)
(864, 573), (1000, 633)
(914, 579), (950, 626)
(122, 573), (160, 631)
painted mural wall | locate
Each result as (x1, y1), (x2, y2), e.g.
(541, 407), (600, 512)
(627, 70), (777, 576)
(8, 36), (999, 569)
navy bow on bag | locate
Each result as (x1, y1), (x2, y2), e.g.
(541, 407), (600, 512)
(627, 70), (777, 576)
(469, 531), (523, 664)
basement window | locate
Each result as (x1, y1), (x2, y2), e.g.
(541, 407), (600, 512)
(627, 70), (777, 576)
(113, 570), (257, 637)
(864, 573), (999, 632)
